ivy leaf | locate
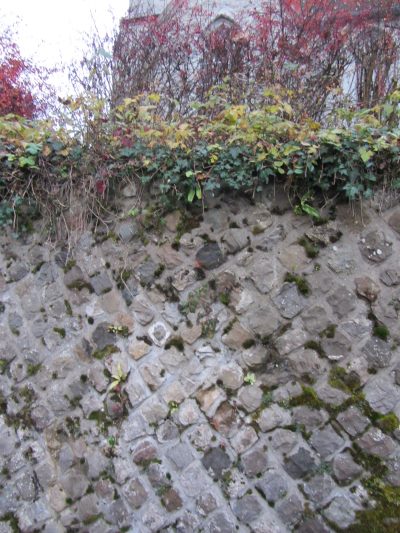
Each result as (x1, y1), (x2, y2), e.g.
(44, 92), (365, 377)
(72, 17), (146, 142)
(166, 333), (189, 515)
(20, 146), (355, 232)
(187, 189), (195, 203)
(359, 147), (374, 163)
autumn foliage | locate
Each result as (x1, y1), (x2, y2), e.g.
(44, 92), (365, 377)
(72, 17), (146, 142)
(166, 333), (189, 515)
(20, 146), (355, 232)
(114, 0), (400, 118)
(0, 30), (50, 118)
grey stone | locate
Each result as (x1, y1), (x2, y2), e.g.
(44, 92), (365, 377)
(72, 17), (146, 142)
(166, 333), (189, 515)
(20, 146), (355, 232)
(310, 425), (345, 459)
(161, 487), (183, 512)
(256, 471), (288, 502)
(316, 384), (349, 406)
(92, 322), (116, 350)
(202, 447), (232, 479)
(166, 442), (194, 470)
(60, 470), (89, 499)
(196, 243), (225, 270)
(233, 494), (263, 524)
(116, 220), (138, 242)
(8, 312), (23, 334)
(284, 447), (317, 479)
(269, 428), (298, 454)
(222, 228), (250, 254)
(124, 478), (148, 509)
(137, 259), (158, 286)
(297, 518), (332, 533)
(380, 269), (400, 286)
(328, 256), (357, 275)
(132, 297), (155, 325)
(197, 492), (218, 516)
(64, 265), (92, 291)
(209, 511), (237, 533)
(231, 426), (258, 454)
(302, 305), (330, 333)
(180, 462), (212, 497)
(337, 406), (370, 436)
(355, 276), (380, 302)
(321, 332), (351, 362)
(278, 244), (309, 270)
(148, 321), (170, 347)
(359, 230), (393, 263)
(156, 420), (180, 442)
(306, 222), (342, 246)
(211, 402), (240, 438)
(132, 439), (158, 464)
(302, 474), (335, 505)
(90, 271), (113, 295)
(256, 224), (286, 252)
(120, 277), (139, 306)
(327, 285), (356, 318)
(241, 447), (268, 477)
(222, 320), (254, 350)
(364, 376), (400, 415)
(292, 406), (329, 430)
(332, 452), (363, 484)
(219, 363), (244, 390)
(178, 399), (201, 426)
(8, 262), (29, 282)
(140, 396), (169, 424)
(146, 462), (169, 488)
(323, 496), (356, 528)
(273, 283), (306, 319)
(103, 499), (131, 528)
(362, 337), (392, 369)
(276, 493), (304, 527)
(356, 427), (396, 458)
(248, 257), (276, 294)
(258, 404), (292, 432)
(237, 385), (263, 412)
(276, 326), (308, 355)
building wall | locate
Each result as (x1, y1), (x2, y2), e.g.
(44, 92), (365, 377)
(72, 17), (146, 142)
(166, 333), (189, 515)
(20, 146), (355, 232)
(128, 0), (262, 20)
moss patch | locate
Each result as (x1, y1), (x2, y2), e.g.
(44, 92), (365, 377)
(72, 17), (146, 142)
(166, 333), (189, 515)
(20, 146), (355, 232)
(377, 412), (400, 433)
(284, 272), (311, 296)
(289, 386), (324, 410)
(53, 327), (66, 339)
(304, 340), (325, 358)
(328, 366), (361, 394)
(373, 324), (390, 341)
(165, 337), (184, 352)
(298, 236), (319, 258)
(92, 345), (119, 360)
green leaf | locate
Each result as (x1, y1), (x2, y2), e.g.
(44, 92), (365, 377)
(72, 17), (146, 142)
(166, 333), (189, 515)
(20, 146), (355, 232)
(301, 204), (320, 220)
(187, 189), (195, 203)
(359, 147), (374, 163)
(195, 185), (202, 199)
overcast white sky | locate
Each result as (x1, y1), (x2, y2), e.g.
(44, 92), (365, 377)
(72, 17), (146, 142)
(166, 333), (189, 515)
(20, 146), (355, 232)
(1, 0), (129, 95)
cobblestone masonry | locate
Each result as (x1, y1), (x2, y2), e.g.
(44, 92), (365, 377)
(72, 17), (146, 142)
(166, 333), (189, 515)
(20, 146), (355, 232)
(1, 192), (400, 532)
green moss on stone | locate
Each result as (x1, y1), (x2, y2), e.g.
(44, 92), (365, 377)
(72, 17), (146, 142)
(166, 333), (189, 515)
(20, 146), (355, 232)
(284, 272), (311, 296)
(377, 412), (400, 433)
(92, 345), (119, 360)
(373, 324), (390, 341)
(289, 386), (324, 410)
(328, 366), (361, 394)
(64, 299), (73, 316)
(219, 292), (231, 306)
(304, 340), (325, 358)
(165, 337), (184, 352)
(53, 327), (66, 339)
(242, 338), (256, 349)
(27, 363), (42, 376)
(298, 236), (319, 258)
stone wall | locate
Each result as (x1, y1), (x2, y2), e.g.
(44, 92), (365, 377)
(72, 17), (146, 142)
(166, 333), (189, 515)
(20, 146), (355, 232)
(1, 193), (400, 531)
